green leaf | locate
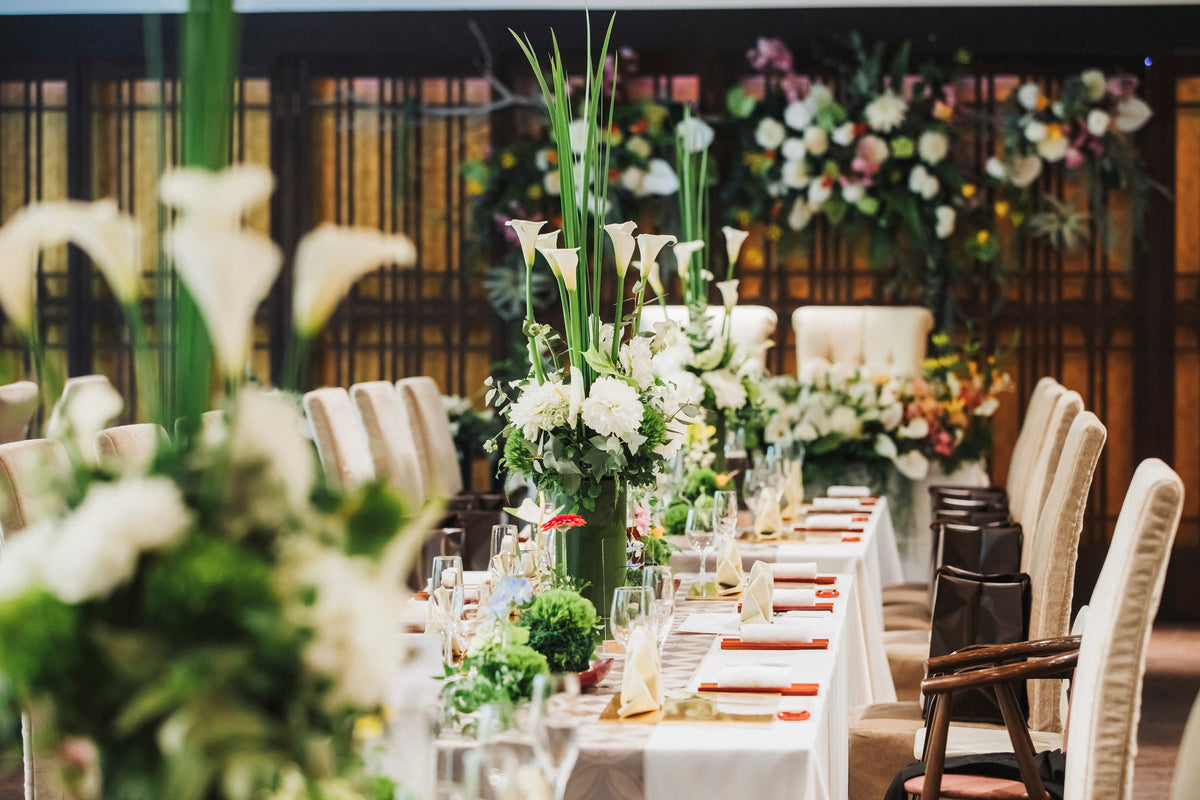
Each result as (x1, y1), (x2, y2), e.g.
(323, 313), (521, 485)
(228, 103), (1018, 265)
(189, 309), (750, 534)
(726, 86), (757, 119)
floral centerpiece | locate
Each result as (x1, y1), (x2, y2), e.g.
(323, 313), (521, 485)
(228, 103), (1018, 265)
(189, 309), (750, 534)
(489, 16), (692, 625)
(0, 162), (434, 800)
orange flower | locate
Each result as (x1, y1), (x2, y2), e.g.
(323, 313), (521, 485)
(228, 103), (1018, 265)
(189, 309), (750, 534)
(933, 100), (954, 121)
(961, 183), (977, 198)
(715, 473), (733, 488)
(993, 202), (1010, 219)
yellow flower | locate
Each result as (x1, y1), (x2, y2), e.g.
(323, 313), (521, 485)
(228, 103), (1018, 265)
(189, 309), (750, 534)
(932, 332), (950, 347)
(993, 202), (1009, 219)
(353, 715), (384, 742)
(765, 224), (783, 241)
(527, 184), (543, 200)
(1036, 95), (1049, 111)
(1045, 123), (1064, 141)
(715, 473), (732, 488)
(466, 179), (484, 196)
(500, 152), (517, 169)
(933, 100), (954, 121)
(961, 183), (976, 198)
(735, 210), (752, 227)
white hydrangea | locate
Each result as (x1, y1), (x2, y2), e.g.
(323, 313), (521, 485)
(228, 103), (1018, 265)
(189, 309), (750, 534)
(508, 380), (569, 438)
(581, 377), (644, 440)
(703, 369), (747, 411)
(864, 91), (907, 133)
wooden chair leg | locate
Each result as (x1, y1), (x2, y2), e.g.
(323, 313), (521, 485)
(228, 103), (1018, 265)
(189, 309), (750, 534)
(995, 683), (1048, 800)
(921, 694), (952, 800)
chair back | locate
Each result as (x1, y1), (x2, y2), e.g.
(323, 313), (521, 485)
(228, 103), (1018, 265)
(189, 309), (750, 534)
(1170, 691), (1200, 800)
(640, 304), (778, 367)
(1025, 411), (1107, 732)
(396, 377), (463, 497)
(792, 305), (932, 381)
(303, 388), (375, 490)
(0, 381), (38, 445)
(0, 439), (73, 543)
(1063, 458), (1184, 800)
(1014, 389), (1082, 539)
(350, 381), (425, 505)
(94, 423), (168, 474)
(1005, 377), (1064, 515)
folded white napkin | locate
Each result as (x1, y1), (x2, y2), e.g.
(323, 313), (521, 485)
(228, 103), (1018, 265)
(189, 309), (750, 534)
(740, 561), (773, 624)
(782, 462), (805, 519)
(738, 623), (814, 643)
(803, 514), (856, 530)
(771, 562), (817, 580)
(754, 491), (785, 538)
(827, 485), (872, 497)
(618, 625), (663, 718)
(426, 587), (466, 655)
(773, 588), (818, 607)
(715, 535), (744, 595)
(715, 664), (790, 688)
(811, 497), (864, 511)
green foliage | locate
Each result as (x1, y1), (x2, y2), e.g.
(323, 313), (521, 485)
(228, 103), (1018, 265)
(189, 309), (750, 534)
(664, 502), (691, 538)
(520, 589), (598, 672)
(0, 590), (78, 696)
(342, 481), (407, 558)
(440, 624), (549, 722)
(680, 468), (718, 501)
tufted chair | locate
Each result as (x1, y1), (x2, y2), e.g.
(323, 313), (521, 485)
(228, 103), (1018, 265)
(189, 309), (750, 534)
(350, 381), (426, 506)
(94, 423), (169, 474)
(303, 387), (375, 491)
(0, 381), (39, 445)
(639, 304), (778, 368)
(396, 377), (464, 498)
(792, 305), (933, 381)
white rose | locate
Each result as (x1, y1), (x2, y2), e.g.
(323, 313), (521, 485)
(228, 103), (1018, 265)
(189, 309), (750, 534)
(781, 137), (807, 161)
(935, 205), (956, 240)
(804, 126), (829, 156)
(1016, 82), (1041, 111)
(787, 197), (813, 231)
(1087, 109), (1111, 137)
(918, 130), (949, 165)
(832, 122), (856, 147)
(781, 158), (810, 189)
(1081, 69), (1107, 102)
(1037, 135), (1069, 162)
(755, 117), (787, 150)
(828, 406), (861, 438)
(1024, 120), (1047, 143)
(783, 100), (813, 131)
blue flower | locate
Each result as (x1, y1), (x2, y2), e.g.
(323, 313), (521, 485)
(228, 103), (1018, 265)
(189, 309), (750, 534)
(489, 576), (533, 618)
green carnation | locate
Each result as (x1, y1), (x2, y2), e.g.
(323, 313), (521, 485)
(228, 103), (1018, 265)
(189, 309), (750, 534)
(521, 589), (598, 672)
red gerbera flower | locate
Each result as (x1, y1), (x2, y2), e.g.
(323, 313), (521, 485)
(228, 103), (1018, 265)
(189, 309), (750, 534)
(541, 514), (587, 531)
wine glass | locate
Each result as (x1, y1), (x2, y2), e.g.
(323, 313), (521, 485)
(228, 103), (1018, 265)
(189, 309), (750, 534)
(713, 490), (739, 539)
(529, 672), (581, 800)
(491, 524), (518, 575)
(610, 585), (652, 650)
(431, 555), (464, 594)
(685, 505), (717, 595)
(641, 565), (676, 652)
(743, 467), (783, 514)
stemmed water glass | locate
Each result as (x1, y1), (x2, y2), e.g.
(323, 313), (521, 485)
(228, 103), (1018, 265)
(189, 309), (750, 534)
(610, 585), (653, 650)
(430, 556), (465, 664)
(491, 524), (518, 575)
(685, 505), (717, 596)
(529, 672), (581, 800)
(743, 467), (783, 514)
(713, 490), (739, 539)
(642, 565), (676, 652)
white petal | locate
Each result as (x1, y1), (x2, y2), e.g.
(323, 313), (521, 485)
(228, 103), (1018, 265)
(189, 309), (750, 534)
(159, 164), (275, 229)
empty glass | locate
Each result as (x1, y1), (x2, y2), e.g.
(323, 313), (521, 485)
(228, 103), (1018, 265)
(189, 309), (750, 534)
(491, 524), (519, 575)
(713, 490), (739, 538)
(610, 585), (653, 650)
(529, 672), (581, 800)
(641, 565), (676, 652)
(685, 506), (717, 595)
(743, 467), (784, 514)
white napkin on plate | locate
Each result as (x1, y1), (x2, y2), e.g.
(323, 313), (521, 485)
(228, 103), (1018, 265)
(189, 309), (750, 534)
(827, 485), (871, 497)
(754, 491), (785, 538)
(618, 625), (663, 718)
(782, 462), (805, 519)
(715, 535), (744, 595)
(773, 587), (818, 607)
(803, 514), (856, 530)
(740, 561), (773, 624)
(715, 664), (790, 688)
(812, 497), (863, 511)
(738, 623), (814, 643)
(771, 562), (817, 580)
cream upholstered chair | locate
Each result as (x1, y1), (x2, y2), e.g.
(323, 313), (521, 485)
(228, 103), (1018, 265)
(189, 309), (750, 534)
(303, 388), (375, 491)
(792, 305), (933, 381)
(639, 304), (778, 367)
(906, 457), (1184, 800)
(350, 381), (425, 505)
(0, 381), (39, 445)
(0, 438), (73, 545)
(94, 423), (168, 474)
(1171, 692), (1200, 800)
(849, 411), (1107, 800)
(396, 377), (463, 498)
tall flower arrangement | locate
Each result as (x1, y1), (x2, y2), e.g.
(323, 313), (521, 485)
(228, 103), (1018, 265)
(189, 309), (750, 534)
(0, 160), (430, 800)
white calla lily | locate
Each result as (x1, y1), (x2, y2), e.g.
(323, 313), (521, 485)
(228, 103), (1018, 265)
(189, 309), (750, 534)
(604, 221), (638, 278)
(505, 219), (547, 267)
(646, 261), (665, 296)
(636, 234), (677, 277)
(159, 164), (275, 229)
(672, 239), (705, 276)
(64, 200), (143, 303)
(722, 226), (750, 271)
(716, 279), (739, 310)
(0, 210), (53, 334)
(167, 224), (283, 380)
(292, 224), (416, 336)
(567, 365), (585, 428)
(542, 247), (580, 292)
(1115, 96), (1152, 133)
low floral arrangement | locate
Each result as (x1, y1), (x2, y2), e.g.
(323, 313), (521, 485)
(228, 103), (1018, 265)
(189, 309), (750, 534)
(0, 164), (433, 800)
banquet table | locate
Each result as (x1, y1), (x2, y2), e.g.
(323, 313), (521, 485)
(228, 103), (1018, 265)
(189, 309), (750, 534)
(408, 571), (872, 800)
(668, 497), (902, 705)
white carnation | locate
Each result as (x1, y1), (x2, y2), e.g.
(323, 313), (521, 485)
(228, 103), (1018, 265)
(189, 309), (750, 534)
(864, 91), (907, 133)
(508, 380), (569, 438)
(755, 117), (787, 150)
(620, 335), (655, 386)
(581, 377), (644, 440)
(703, 369), (748, 411)
(666, 371), (704, 408)
(908, 165), (940, 200)
(783, 100), (813, 131)
(918, 131), (949, 165)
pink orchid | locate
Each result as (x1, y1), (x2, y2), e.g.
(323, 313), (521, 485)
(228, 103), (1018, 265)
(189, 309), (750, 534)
(1106, 74), (1139, 99)
(747, 37), (794, 74)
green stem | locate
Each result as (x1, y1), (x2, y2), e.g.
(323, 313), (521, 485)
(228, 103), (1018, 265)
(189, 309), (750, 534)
(122, 300), (160, 425)
(611, 271), (626, 363)
(283, 332), (313, 393)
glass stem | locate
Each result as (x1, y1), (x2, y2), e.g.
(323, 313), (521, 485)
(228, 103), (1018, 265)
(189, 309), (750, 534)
(699, 551), (708, 592)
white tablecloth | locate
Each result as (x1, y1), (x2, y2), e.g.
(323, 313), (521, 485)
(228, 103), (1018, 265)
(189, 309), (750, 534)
(644, 572), (864, 800)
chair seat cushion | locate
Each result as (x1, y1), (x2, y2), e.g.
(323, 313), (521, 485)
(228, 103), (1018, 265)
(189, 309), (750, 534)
(882, 583), (930, 606)
(849, 702), (927, 800)
(884, 605), (933, 631)
(886, 640), (930, 702)
(903, 774), (1029, 799)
